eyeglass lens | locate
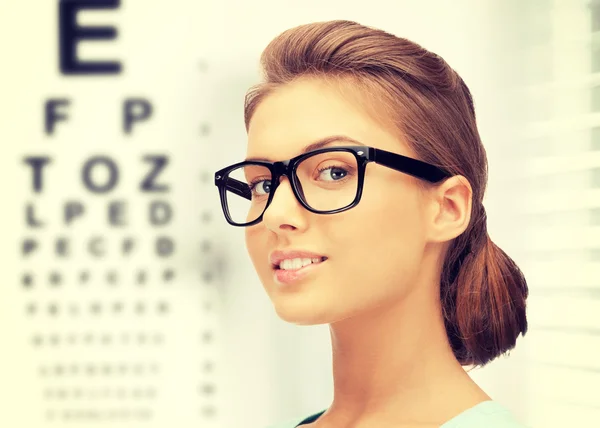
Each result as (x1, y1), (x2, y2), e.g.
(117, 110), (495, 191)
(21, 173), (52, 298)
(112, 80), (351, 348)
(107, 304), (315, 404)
(223, 150), (359, 224)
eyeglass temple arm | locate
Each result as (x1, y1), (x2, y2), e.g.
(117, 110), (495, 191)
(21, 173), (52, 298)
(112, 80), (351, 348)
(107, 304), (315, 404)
(225, 177), (252, 200)
(373, 148), (449, 183)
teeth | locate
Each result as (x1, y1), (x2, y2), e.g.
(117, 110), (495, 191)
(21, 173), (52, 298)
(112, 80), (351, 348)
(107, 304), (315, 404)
(279, 257), (324, 270)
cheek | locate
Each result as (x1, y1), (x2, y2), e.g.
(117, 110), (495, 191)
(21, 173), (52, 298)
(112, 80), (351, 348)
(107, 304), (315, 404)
(324, 182), (427, 307)
(343, 201), (424, 269)
(350, 174), (425, 245)
(245, 227), (269, 275)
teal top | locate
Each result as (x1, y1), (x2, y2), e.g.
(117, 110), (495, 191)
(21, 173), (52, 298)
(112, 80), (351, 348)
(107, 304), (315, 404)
(267, 400), (528, 428)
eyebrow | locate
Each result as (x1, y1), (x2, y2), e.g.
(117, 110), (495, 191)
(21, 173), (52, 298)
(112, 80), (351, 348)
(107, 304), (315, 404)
(245, 135), (365, 162)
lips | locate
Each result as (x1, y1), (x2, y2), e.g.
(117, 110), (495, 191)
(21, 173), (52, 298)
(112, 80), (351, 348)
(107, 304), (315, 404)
(274, 260), (326, 285)
(269, 250), (328, 269)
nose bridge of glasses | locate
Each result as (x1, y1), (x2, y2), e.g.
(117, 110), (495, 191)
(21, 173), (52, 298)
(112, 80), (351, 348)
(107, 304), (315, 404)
(269, 161), (295, 189)
(265, 161), (300, 208)
(272, 160), (292, 178)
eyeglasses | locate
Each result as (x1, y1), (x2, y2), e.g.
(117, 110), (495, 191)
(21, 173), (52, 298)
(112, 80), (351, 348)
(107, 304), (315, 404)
(214, 145), (451, 227)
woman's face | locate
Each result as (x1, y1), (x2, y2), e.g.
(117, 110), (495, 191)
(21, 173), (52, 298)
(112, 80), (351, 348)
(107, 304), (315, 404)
(245, 77), (433, 325)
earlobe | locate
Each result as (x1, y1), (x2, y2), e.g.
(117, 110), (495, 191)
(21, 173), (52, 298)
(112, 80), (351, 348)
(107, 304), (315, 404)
(427, 176), (473, 243)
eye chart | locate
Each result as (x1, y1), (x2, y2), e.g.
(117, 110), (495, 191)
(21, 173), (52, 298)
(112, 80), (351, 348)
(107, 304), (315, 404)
(0, 1), (259, 427)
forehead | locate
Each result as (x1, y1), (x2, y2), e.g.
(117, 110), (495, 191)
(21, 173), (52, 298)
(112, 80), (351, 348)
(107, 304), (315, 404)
(246, 78), (408, 161)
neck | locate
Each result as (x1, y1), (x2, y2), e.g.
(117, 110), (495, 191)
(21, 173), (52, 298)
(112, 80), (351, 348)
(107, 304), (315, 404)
(324, 282), (489, 426)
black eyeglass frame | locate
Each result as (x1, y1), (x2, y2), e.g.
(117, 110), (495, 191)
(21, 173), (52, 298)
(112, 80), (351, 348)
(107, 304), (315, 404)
(214, 145), (451, 227)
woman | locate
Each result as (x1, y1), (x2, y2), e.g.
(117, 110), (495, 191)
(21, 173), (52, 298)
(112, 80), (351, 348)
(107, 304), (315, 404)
(214, 20), (529, 428)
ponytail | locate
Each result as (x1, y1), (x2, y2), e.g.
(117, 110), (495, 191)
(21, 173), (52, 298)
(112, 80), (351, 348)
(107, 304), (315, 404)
(441, 204), (529, 366)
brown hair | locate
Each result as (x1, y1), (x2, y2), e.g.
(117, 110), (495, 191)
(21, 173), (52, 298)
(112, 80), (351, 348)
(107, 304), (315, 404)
(243, 20), (528, 367)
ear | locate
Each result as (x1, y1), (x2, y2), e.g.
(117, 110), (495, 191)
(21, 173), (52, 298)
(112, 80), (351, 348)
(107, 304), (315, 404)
(425, 175), (473, 244)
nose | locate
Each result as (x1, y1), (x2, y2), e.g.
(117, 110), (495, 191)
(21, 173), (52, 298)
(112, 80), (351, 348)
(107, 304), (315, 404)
(261, 175), (306, 231)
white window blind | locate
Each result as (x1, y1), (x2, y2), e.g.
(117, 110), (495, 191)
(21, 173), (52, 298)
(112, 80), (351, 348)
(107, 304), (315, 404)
(518, 0), (600, 425)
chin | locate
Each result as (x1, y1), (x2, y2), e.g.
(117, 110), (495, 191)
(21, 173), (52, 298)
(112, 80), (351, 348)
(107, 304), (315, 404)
(273, 302), (332, 326)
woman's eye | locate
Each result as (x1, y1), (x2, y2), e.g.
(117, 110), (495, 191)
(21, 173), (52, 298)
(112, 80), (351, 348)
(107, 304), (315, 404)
(318, 166), (348, 181)
(250, 180), (271, 195)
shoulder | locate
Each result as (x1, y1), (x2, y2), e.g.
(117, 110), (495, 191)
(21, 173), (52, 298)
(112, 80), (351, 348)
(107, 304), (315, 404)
(265, 409), (326, 428)
(263, 416), (304, 428)
(442, 401), (530, 428)
(263, 418), (297, 428)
